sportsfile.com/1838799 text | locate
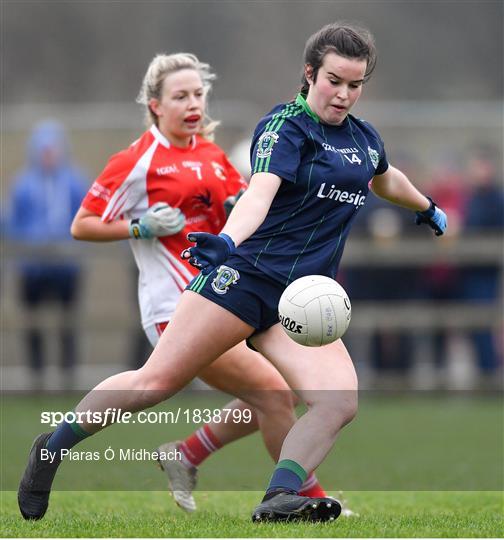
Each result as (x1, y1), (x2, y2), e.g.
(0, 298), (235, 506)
(40, 407), (253, 427)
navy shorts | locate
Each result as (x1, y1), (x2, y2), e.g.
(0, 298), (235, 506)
(186, 254), (283, 333)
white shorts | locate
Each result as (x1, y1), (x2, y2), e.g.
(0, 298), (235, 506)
(143, 321), (169, 348)
(144, 320), (209, 389)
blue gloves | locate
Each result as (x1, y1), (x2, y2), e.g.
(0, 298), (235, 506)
(129, 202), (185, 239)
(415, 197), (447, 236)
(182, 232), (235, 275)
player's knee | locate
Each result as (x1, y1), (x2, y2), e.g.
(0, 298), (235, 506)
(308, 390), (358, 430)
(130, 368), (174, 404)
(254, 387), (295, 416)
(335, 392), (358, 429)
(339, 393), (358, 427)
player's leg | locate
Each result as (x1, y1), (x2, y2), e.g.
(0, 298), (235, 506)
(144, 324), (264, 454)
(249, 324), (357, 521)
(197, 342), (296, 459)
(145, 320), (323, 512)
(18, 292), (253, 520)
(198, 345), (328, 494)
(156, 336), (324, 511)
(73, 294), (253, 427)
(145, 324), (265, 512)
(252, 324), (357, 473)
(202, 353), (355, 514)
(145, 323), (263, 469)
(199, 344), (328, 498)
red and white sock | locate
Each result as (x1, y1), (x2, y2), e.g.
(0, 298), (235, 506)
(178, 425), (223, 468)
(299, 472), (327, 498)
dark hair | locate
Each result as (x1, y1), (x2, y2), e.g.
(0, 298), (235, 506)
(300, 22), (377, 96)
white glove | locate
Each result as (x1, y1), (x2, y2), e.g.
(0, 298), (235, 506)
(129, 202), (185, 239)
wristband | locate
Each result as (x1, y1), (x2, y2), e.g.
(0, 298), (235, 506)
(129, 218), (142, 239)
(419, 197), (436, 218)
(218, 233), (236, 253)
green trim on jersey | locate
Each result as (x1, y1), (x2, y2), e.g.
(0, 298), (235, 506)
(295, 93), (320, 123)
(253, 129), (319, 271)
(252, 101), (304, 175)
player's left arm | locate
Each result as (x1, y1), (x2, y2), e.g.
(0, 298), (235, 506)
(221, 172), (281, 246)
(370, 165), (447, 235)
(370, 165), (429, 211)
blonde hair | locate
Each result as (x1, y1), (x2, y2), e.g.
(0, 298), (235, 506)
(136, 53), (219, 140)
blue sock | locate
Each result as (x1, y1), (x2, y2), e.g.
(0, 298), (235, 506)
(266, 459), (307, 495)
(45, 419), (91, 457)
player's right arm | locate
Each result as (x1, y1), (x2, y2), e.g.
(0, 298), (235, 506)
(72, 139), (185, 242)
(71, 207), (130, 241)
(72, 202), (185, 242)
(71, 147), (139, 242)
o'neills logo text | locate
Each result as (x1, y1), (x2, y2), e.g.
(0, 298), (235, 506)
(317, 183), (366, 206)
(156, 164), (180, 175)
(322, 144), (359, 154)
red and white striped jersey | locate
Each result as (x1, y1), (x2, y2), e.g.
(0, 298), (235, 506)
(82, 125), (247, 329)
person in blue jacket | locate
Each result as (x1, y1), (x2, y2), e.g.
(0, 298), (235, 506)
(6, 120), (88, 389)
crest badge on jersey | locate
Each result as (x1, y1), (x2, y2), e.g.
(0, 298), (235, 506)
(256, 131), (279, 159)
(211, 265), (240, 295)
(211, 161), (227, 180)
(368, 146), (380, 169)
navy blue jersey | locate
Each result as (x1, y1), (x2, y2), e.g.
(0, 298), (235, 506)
(236, 93), (389, 286)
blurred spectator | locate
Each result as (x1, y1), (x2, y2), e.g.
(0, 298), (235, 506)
(461, 151), (504, 374)
(419, 151), (503, 380)
(344, 190), (419, 375)
(5, 120), (88, 390)
(419, 166), (468, 374)
(464, 152), (504, 229)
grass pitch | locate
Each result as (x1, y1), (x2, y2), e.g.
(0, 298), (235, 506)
(1, 392), (502, 536)
(1, 490), (503, 537)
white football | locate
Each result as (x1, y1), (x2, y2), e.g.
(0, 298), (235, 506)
(278, 275), (351, 346)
